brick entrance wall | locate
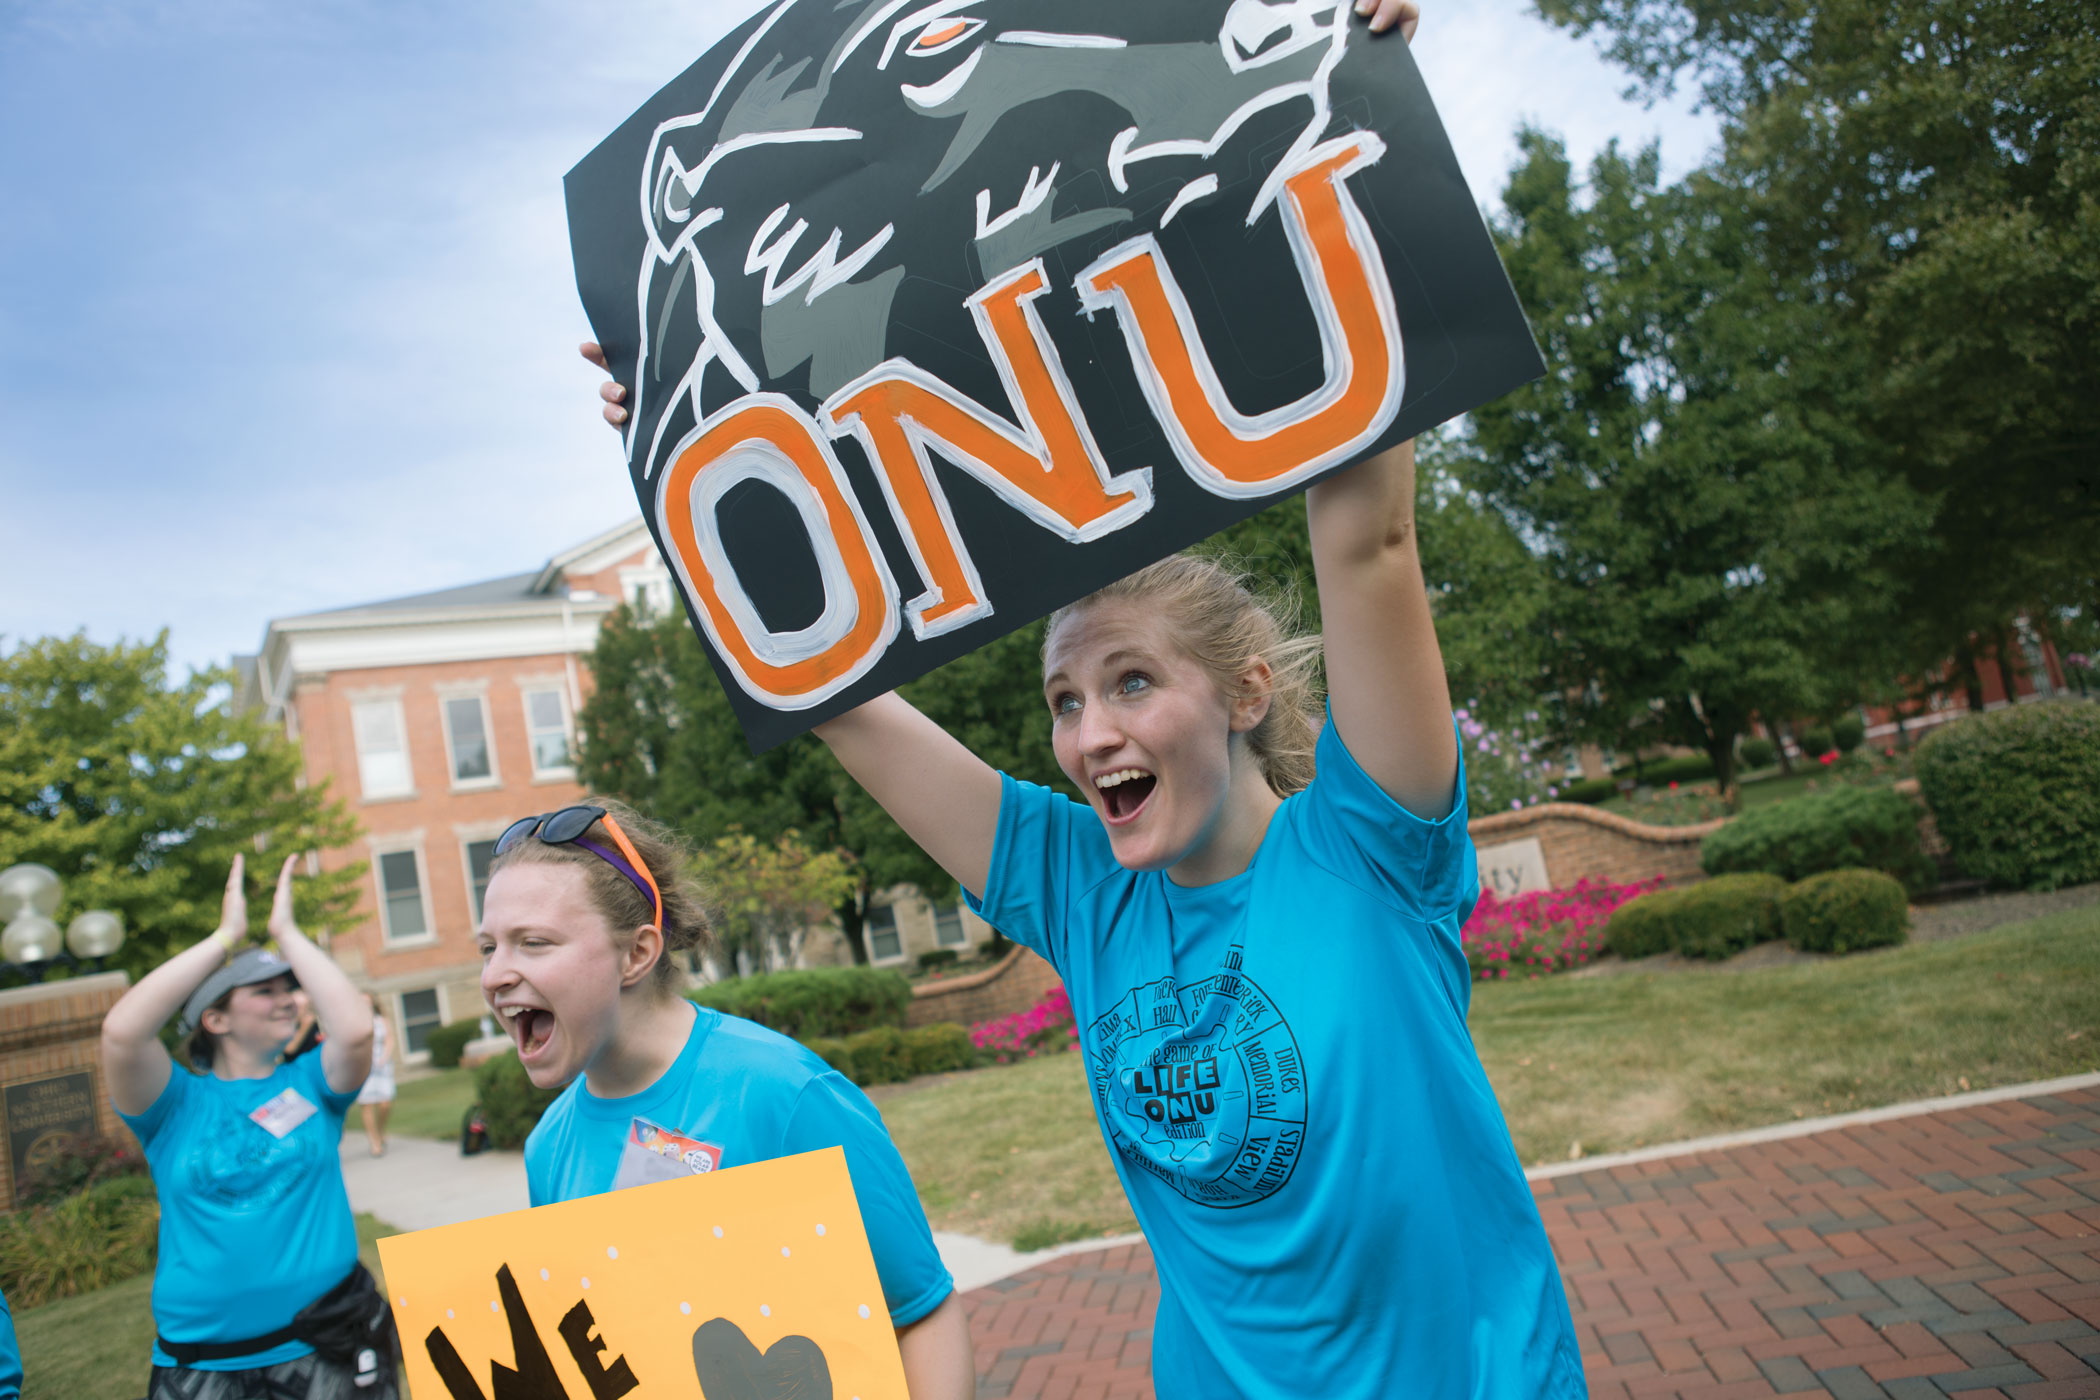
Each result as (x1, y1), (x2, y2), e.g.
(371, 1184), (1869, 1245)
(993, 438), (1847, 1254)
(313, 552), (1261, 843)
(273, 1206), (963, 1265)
(905, 946), (1063, 1030)
(1468, 803), (1722, 890)
(0, 972), (134, 1211)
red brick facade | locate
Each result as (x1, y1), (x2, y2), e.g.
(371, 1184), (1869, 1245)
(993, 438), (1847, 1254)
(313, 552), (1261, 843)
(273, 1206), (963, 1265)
(0, 973), (134, 1209)
(243, 522), (671, 1062)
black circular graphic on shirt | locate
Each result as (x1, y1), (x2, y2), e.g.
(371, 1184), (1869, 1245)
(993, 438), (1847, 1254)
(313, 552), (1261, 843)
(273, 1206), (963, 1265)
(1084, 950), (1307, 1208)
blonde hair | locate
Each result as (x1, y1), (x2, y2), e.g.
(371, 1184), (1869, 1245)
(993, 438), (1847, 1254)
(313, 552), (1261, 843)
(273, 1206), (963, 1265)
(488, 798), (714, 991)
(1046, 553), (1325, 795)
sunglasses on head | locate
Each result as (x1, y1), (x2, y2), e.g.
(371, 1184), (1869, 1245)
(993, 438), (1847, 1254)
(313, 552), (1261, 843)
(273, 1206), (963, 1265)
(494, 806), (663, 930)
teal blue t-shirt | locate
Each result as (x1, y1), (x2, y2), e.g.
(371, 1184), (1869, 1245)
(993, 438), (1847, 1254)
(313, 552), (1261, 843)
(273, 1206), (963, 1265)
(968, 718), (1586, 1400)
(0, 1282), (20, 1399)
(523, 1005), (954, 1327)
(118, 1051), (360, 1369)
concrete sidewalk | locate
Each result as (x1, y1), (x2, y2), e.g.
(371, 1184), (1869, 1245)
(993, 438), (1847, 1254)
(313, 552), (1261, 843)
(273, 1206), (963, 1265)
(338, 1134), (528, 1233)
(338, 1133), (1136, 1292)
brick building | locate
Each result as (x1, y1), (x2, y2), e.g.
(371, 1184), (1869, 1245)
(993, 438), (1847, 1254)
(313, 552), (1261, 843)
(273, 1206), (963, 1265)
(236, 520), (674, 1063)
(237, 519), (1004, 1061)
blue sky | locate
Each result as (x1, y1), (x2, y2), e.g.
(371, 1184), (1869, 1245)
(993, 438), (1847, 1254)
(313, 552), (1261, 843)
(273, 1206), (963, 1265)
(0, 0), (1714, 680)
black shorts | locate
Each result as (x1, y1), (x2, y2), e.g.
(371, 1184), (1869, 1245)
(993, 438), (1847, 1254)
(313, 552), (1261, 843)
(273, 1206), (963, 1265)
(147, 1351), (398, 1400)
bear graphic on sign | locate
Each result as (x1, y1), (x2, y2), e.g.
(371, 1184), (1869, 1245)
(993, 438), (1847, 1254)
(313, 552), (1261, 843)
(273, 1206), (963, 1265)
(616, 0), (1403, 711)
(628, 0), (1378, 481)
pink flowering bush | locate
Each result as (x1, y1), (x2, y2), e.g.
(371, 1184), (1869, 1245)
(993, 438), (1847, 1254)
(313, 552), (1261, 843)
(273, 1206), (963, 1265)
(1462, 876), (1664, 981)
(970, 986), (1077, 1064)
(1456, 704), (1565, 813)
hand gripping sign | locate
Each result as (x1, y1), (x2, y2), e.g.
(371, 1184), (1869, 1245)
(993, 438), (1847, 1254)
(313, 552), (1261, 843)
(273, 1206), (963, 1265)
(375, 1148), (908, 1400)
(566, 0), (1543, 750)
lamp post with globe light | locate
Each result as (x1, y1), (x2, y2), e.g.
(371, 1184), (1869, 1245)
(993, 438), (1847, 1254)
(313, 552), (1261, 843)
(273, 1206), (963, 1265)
(0, 864), (126, 986)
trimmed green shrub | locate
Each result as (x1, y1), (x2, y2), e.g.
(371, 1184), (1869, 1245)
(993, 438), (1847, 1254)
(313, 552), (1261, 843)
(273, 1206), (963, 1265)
(1602, 875), (1784, 960)
(1617, 754), (1716, 785)
(1700, 785), (1935, 893)
(425, 1018), (487, 1070)
(472, 1050), (560, 1150)
(917, 949), (960, 971)
(1781, 869), (1909, 954)
(1832, 715), (1866, 754)
(0, 1175), (158, 1307)
(805, 1023), (978, 1086)
(1603, 893), (1676, 958)
(1799, 725), (1835, 759)
(1668, 874), (1785, 960)
(1559, 776), (1617, 804)
(691, 966), (912, 1040)
(1738, 737), (1777, 770)
(1914, 700), (2100, 891)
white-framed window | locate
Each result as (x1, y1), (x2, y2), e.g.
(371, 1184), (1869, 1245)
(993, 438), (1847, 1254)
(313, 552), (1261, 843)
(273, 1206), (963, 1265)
(372, 843), (433, 944)
(620, 566), (674, 618)
(350, 697), (413, 800)
(522, 686), (574, 777)
(933, 903), (968, 947)
(398, 987), (445, 1057)
(866, 905), (903, 963)
(440, 692), (498, 787)
(462, 837), (498, 927)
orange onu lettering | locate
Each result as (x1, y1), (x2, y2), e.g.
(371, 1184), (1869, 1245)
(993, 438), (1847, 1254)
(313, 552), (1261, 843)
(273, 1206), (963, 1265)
(823, 259), (1152, 640)
(655, 394), (898, 708)
(1076, 133), (1403, 498)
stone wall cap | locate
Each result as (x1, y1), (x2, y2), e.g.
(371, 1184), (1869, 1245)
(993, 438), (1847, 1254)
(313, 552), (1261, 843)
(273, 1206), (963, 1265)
(0, 970), (132, 1010)
(911, 944), (1027, 1000)
(1469, 801), (1727, 844)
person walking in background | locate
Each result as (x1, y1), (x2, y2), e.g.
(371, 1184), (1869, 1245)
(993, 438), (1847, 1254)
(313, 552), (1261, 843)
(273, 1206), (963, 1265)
(357, 1006), (395, 1156)
(283, 986), (321, 1060)
(100, 854), (397, 1398)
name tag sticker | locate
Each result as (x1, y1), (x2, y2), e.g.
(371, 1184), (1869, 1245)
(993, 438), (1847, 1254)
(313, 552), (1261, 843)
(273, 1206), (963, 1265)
(250, 1087), (318, 1139)
(611, 1115), (724, 1191)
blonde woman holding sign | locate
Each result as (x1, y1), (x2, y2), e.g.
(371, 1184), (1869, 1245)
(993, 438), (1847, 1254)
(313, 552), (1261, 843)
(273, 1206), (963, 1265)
(101, 855), (395, 1398)
(587, 6), (1582, 1395)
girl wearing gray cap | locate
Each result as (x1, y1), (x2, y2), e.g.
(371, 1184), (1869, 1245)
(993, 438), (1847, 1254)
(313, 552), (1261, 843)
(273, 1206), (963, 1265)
(100, 854), (396, 1399)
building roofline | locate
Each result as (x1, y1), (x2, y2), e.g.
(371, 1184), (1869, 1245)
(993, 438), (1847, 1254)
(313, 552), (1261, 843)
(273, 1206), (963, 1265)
(533, 517), (651, 593)
(268, 592), (618, 637)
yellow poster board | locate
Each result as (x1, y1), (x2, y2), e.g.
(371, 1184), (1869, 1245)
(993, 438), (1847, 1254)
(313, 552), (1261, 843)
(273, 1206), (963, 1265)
(375, 1146), (909, 1400)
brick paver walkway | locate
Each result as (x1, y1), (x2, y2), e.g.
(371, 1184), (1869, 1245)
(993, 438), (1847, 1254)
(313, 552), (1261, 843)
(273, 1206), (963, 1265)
(956, 1086), (2100, 1398)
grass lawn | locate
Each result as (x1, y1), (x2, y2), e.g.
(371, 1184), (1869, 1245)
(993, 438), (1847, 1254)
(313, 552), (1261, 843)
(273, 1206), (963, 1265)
(873, 1057), (1137, 1250)
(875, 904), (2100, 1246)
(18, 1214), (399, 1400)
(1473, 903), (2098, 1164)
(1593, 762), (1907, 823)
(359, 1065), (477, 1143)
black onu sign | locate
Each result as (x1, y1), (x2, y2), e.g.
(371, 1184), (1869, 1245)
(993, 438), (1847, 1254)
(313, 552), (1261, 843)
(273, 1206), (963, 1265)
(567, 0), (1541, 750)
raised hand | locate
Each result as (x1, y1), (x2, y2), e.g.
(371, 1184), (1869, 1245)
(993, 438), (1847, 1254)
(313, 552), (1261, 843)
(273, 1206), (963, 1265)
(1355, 0), (1420, 39)
(580, 342), (628, 426)
(214, 854), (250, 954)
(267, 855), (303, 945)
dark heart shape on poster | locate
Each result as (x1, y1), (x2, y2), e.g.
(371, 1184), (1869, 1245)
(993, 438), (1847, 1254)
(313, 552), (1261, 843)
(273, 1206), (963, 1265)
(691, 1316), (833, 1400)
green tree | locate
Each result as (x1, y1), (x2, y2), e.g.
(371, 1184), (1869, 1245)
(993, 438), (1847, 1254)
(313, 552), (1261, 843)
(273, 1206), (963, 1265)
(1461, 132), (1926, 797)
(577, 604), (1068, 963)
(1536, 0), (2100, 703)
(1185, 454), (1557, 733)
(1412, 432), (1558, 731)
(690, 830), (858, 975)
(0, 634), (363, 978)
